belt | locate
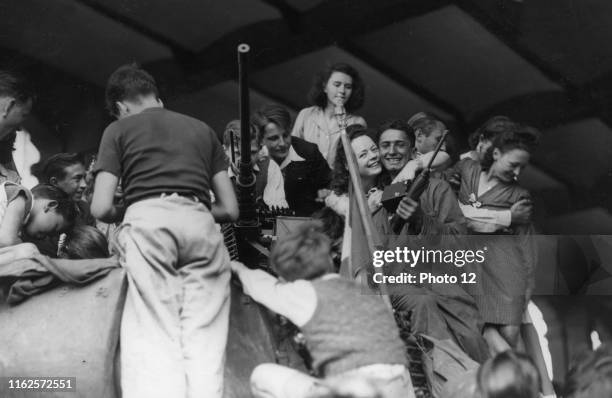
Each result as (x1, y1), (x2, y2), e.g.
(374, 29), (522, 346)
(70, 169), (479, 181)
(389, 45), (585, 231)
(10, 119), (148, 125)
(137, 192), (200, 202)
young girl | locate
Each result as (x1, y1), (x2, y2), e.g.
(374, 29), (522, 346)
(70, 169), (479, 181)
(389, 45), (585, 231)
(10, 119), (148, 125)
(292, 63), (367, 167)
(231, 221), (413, 398)
(445, 126), (540, 353)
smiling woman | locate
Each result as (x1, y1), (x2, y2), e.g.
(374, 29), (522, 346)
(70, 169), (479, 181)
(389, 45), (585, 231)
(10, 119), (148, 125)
(444, 124), (541, 353)
(292, 63), (367, 167)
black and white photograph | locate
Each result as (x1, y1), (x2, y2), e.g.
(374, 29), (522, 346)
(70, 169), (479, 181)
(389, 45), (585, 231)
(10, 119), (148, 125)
(1, 1), (612, 397)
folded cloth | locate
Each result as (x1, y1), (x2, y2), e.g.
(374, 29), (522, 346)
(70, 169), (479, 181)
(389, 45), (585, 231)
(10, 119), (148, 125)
(0, 254), (118, 304)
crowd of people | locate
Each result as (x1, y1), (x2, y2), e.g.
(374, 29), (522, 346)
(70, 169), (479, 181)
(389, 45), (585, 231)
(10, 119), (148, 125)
(0, 60), (608, 398)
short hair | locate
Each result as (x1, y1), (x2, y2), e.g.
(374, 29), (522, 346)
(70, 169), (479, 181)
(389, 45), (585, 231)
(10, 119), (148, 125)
(105, 63), (159, 117)
(252, 104), (293, 143)
(330, 124), (377, 195)
(41, 153), (85, 182)
(377, 119), (414, 147)
(0, 70), (34, 103)
(408, 112), (447, 138)
(311, 206), (345, 242)
(468, 116), (516, 149)
(270, 221), (334, 281)
(565, 345), (612, 398)
(308, 63), (365, 113)
(62, 225), (110, 259)
(477, 351), (540, 398)
(31, 184), (77, 227)
(480, 125), (541, 171)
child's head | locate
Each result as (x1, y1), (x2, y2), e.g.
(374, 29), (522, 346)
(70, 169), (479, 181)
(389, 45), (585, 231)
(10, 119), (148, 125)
(60, 225), (110, 259)
(565, 345), (612, 398)
(270, 221), (334, 281)
(477, 351), (540, 398)
(24, 184), (76, 240)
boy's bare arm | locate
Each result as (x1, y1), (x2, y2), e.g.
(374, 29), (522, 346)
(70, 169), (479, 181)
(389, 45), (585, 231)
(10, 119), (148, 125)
(91, 171), (124, 223)
(0, 195), (26, 247)
(211, 170), (239, 223)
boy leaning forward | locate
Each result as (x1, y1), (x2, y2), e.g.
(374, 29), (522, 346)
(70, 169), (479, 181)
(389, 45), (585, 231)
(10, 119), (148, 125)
(91, 64), (239, 398)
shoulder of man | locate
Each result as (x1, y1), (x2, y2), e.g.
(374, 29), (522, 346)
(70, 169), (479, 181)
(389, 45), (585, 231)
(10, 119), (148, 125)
(423, 178), (456, 200)
(291, 136), (322, 159)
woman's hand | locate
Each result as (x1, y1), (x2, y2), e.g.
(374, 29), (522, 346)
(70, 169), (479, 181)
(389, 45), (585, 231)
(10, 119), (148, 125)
(510, 198), (533, 225)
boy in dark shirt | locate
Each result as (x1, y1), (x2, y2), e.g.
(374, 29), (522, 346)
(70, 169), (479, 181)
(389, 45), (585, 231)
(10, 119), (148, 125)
(91, 64), (238, 398)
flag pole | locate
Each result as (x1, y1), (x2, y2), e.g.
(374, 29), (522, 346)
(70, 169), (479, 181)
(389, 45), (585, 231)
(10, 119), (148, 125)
(339, 129), (391, 307)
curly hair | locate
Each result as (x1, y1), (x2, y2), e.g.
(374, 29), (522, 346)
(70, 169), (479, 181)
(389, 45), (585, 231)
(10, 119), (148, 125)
(307, 63), (365, 113)
(330, 124), (379, 195)
(270, 220), (334, 281)
(468, 115), (516, 149)
(480, 125), (540, 171)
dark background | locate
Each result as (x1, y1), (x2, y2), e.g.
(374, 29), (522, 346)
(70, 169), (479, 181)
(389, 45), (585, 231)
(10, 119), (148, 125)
(1, 0), (611, 233)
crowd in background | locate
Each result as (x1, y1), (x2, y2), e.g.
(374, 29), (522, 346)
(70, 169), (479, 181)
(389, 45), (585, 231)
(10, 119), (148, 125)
(0, 61), (610, 398)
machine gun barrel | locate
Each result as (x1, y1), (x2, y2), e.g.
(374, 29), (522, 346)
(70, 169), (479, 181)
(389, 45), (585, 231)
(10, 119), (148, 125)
(236, 43), (258, 228)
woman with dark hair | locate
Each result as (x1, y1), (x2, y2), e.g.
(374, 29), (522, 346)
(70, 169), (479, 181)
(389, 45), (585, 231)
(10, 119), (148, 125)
(325, 125), (383, 218)
(461, 115), (516, 162)
(445, 125), (540, 353)
(292, 63), (367, 167)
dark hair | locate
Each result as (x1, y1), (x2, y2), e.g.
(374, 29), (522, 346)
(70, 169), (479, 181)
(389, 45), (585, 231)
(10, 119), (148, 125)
(377, 119), (414, 147)
(41, 153), (85, 182)
(330, 124), (378, 195)
(477, 351), (540, 398)
(311, 206), (345, 242)
(480, 125), (540, 171)
(0, 132), (16, 164)
(31, 184), (77, 227)
(308, 63), (365, 113)
(468, 116), (516, 149)
(252, 104), (293, 143)
(270, 221), (334, 281)
(62, 225), (110, 259)
(0, 70), (34, 103)
(565, 345), (612, 398)
(105, 63), (159, 117)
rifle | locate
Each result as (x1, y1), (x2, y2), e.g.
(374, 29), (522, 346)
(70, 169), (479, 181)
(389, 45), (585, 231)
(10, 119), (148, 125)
(386, 131), (449, 234)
